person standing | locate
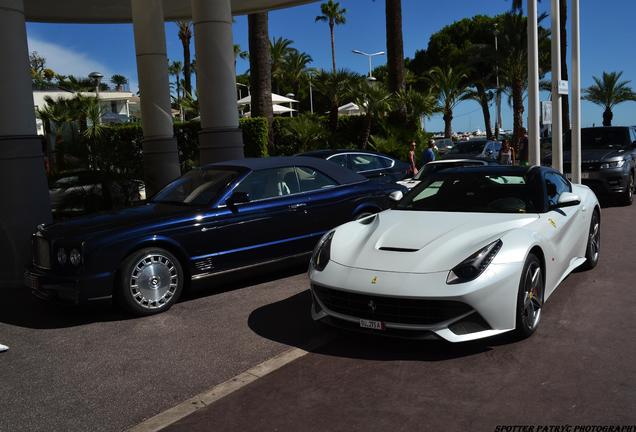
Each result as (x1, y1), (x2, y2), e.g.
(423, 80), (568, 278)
(499, 139), (516, 165)
(408, 141), (419, 176)
(422, 140), (436, 165)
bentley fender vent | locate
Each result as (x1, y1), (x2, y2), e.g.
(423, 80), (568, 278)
(378, 247), (419, 252)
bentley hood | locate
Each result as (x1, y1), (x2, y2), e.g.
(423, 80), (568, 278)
(329, 210), (539, 273)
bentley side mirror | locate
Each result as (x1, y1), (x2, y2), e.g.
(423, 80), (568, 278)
(389, 190), (404, 202)
(226, 191), (250, 211)
(556, 192), (581, 208)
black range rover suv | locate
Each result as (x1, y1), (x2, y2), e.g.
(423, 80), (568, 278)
(559, 127), (636, 205)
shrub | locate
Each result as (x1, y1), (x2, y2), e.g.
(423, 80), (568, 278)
(240, 117), (269, 157)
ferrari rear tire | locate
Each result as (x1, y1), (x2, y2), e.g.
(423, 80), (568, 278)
(118, 247), (184, 316)
(581, 209), (600, 270)
(514, 254), (544, 339)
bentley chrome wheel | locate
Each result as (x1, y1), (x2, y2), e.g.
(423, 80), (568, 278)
(129, 254), (179, 310)
(521, 261), (543, 331)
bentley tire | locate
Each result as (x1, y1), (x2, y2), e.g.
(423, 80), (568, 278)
(581, 209), (600, 270)
(118, 248), (184, 316)
(514, 254), (544, 339)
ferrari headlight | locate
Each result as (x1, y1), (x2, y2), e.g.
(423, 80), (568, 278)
(311, 231), (335, 272)
(446, 239), (503, 284)
(56, 248), (67, 265)
(69, 248), (82, 266)
(600, 160), (625, 169)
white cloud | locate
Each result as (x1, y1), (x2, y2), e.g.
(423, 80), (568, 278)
(27, 37), (113, 80)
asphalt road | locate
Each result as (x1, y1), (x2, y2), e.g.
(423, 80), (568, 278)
(165, 202), (636, 432)
(1, 202), (635, 432)
(0, 261), (320, 432)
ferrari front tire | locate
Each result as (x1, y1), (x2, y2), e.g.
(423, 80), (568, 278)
(118, 248), (184, 316)
(514, 254), (544, 339)
(581, 209), (600, 270)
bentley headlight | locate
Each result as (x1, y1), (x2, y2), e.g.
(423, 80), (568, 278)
(69, 248), (82, 266)
(447, 239), (503, 284)
(57, 248), (67, 265)
(600, 160), (625, 169)
(311, 231), (335, 272)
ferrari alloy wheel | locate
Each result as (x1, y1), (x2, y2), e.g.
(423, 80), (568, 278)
(515, 254), (544, 338)
(582, 209), (600, 270)
(119, 248), (184, 316)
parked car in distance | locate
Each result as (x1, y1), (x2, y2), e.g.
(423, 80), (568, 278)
(309, 165), (601, 342)
(49, 170), (145, 218)
(432, 138), (454, 155)
(26, 157), (404, 316)
(557, 126), (636, 205)
(441, 139), (501, 161)
(298, 149), (410, 183)
(397, 159), (494, 189)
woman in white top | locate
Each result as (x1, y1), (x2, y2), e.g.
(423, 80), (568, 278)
(499, 139), (516, 165)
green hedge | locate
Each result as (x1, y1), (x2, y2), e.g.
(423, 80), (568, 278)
(240, 117), (269, 158)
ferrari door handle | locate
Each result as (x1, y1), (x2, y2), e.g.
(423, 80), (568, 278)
(289, 203), (307, 210)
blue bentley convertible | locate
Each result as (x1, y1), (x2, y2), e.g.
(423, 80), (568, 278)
(25, 157), (404, 315)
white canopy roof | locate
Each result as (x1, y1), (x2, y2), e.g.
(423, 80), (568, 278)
(237, 93), (299, 106)
(338, 102), (363, 116)
(243, 104), (297, 117)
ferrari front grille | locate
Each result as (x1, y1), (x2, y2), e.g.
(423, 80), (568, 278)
(312, 285), (472, 325)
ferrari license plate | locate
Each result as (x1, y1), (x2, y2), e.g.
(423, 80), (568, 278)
(360, 319), (385, 330)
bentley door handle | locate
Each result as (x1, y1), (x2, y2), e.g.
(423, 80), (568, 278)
(289, 203), (307, 210)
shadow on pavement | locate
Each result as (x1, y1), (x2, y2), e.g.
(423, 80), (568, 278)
(248, 290), (521, 362)
(0, 260), (307, 330)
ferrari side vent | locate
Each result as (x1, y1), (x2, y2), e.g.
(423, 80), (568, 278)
(379, 247), (419, 252)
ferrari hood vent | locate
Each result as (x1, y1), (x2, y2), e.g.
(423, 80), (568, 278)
(378, 247), (419, 252)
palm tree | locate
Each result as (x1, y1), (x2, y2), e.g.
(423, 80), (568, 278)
(428, 66), (470, 138)
(233, 44), (249, 70)
(168, 61), (184, 103)
(248, 12), (274, 146)
(385, 0), (405, 93)
(315, 0), (346, 73)
(313, 69), (357, 136)
(583, 71), (636, 126)
(283, 50), (313, 98)
(110, 74), (128, 92)
(280, 115), (326, 152)
(176, 21), (193, 96)
(394, 87), (439, 129)
(270, 37), (295, 93)
(352, 81), (393, 149)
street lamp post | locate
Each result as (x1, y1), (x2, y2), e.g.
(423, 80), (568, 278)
(88, 71), (104, 124)
(307, 71), (315, 114)
(352, 50), (385, 80)
(494, 24), (502, 139)
(285, 93), (295, 117)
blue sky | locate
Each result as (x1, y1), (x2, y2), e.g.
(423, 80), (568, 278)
(26, 0), (636, 132)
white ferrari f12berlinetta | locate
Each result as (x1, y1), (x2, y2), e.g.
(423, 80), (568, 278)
(309, 165), (600, 342)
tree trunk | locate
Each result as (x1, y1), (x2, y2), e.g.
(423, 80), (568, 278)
(476, 83), (493, 140)
(362, 113), (372, 150)
(385, 0), (405, 93)
(182, 28), (192, 97)
(512, 80), (525, 149)
(560, 0), (570, 132)
(329, 21), (337, 73)
(248, 13), (274, 148)
(443, 109), (453, 138)
(603, 108), (613, 127)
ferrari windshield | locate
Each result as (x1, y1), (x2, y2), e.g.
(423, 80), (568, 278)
(152, 168), (241, 206)
(397, 171), (539, 213)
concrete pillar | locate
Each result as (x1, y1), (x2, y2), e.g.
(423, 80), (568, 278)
(131, 0), (181, 195)
(527, 0), (541, 166)
(0, 0), (52, 286)
(192, 0), (244, 164)
(551, 0), (563, 173)
(571, 0), (582, 184)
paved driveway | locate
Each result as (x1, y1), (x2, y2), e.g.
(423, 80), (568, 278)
(165, 202), (636, 432)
